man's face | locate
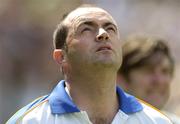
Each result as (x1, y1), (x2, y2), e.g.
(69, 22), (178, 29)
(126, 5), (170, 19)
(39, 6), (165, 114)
(126, 53), (173, 109)
(63, 7), (122, 70)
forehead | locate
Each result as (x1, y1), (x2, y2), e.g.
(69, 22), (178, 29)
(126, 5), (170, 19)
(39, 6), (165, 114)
(63, 7), (117, 27)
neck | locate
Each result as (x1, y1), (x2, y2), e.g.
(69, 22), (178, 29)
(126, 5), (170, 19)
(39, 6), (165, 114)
(65, 67), (119, 123)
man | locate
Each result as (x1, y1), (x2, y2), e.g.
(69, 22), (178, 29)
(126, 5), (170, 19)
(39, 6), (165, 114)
(117, 34), (180, 124)
(7, 5), (172, 124)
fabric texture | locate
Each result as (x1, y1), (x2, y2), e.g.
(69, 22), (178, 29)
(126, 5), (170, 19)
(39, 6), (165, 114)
(6, 80), (172, 124)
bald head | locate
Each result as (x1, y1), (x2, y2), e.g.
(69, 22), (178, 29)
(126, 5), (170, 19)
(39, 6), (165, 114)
(63, 5), (116, 26)
(53, 5), (118, 49)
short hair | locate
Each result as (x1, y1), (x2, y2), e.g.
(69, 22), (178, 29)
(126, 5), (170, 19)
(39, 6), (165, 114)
(53, 14), (69, 49)
(118, 35), (174, 79)
(53, 4), (98, 49)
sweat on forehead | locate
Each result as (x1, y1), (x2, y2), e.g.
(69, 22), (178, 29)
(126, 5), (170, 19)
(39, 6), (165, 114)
(63, 6), (116, 25)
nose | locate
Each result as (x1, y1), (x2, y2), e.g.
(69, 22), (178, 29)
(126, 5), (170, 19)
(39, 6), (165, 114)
(96, 28), (109, 42)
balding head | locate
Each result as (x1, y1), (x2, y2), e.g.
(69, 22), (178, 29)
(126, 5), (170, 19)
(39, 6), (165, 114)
(53, 4), (118, 50)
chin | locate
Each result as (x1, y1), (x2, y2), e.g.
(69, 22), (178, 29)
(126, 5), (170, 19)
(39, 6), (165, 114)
(92, 55), (120, 68)
(92, 60), (116, 68)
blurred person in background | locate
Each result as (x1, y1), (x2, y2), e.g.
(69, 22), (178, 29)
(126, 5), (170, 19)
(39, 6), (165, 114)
(117, 34), (180, 124)
(7, 5), (172, 124)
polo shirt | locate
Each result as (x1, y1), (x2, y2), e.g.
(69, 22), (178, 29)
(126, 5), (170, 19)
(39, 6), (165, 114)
(6, 80), (172, 124)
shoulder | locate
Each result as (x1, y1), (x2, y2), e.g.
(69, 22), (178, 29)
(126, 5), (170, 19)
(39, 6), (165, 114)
(6, 95), (49, 124)
(137, 100), (172, 124)
(163, 111), (180, 124)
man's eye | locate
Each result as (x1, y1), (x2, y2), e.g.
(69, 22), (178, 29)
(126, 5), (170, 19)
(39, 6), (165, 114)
(107, 27), (116, 32)
(81, 28), (91, 33)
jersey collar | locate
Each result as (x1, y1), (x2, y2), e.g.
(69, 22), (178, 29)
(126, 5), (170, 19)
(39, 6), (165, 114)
(48, 80), (143, 115)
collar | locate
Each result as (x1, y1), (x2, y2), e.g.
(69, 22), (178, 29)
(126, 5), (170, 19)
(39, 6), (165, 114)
(48, 80), (143, 115)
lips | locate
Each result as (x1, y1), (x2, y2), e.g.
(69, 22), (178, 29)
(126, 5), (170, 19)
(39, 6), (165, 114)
(96, 45), (112, 52)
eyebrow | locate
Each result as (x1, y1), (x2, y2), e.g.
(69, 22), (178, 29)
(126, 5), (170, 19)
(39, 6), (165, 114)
(78, 21), (97, 28)
(102, 22), (117, 31)
(77, 20), (117, 30)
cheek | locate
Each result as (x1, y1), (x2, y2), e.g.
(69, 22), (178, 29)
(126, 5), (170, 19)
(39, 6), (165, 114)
(78, 31), (96, 41)
(129, 73), (151, 88)
(162, 78), (171, 89)
(112, 38), (122, 55)
(131, 79), (149, 89)
(67, 38), (85, 51)
(164, 76), (172, 83)
(68, 41), (92, 60)
(113, 36), (121, 45)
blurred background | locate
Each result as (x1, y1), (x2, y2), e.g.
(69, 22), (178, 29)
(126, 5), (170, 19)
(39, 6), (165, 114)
(0, 0), (180, 123)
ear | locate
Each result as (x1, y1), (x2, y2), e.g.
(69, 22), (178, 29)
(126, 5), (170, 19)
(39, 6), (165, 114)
(53, 49), (64, 64)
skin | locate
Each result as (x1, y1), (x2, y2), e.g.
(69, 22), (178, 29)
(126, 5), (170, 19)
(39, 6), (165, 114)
(118, 53), (173, 109)
(54, 7), (122, 124)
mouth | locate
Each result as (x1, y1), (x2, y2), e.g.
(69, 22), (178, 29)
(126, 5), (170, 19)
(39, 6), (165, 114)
(96, 45), (112, 52)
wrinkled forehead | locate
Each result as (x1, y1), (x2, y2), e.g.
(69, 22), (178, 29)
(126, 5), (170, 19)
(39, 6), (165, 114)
(63, 7), (117, 27)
